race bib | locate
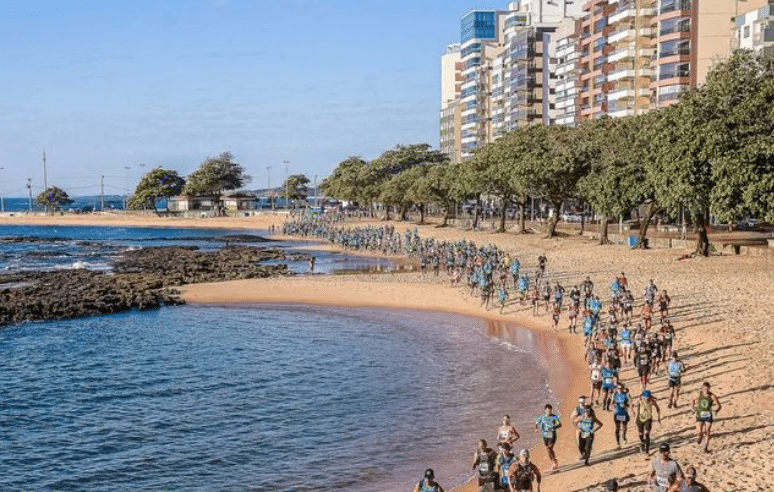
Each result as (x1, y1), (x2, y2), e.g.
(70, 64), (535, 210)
(700, 411), (711, 419)
(615, 414), (627, 422)
(580, 431), (591, 438)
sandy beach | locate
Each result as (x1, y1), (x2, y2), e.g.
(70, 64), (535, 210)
(3, 211), (773, 491)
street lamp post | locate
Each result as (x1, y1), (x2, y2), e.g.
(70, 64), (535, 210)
(283, 160), (289, 210)
(0, 166), (4, 213)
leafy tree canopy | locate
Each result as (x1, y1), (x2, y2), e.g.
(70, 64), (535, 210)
(182, 152), (250, 197)
(128, 168), (186, 211)
(37, 186), (74, 211)
(281, 174), (311, 201)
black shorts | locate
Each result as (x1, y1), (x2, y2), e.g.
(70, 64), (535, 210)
(638, 366), (651, 377)
(543, 434), (557, 446)
(637, 419), (653, 433)
(696, 413), (714, 423)
(668, 376), (681, 387)
(592, 380), (602, 389)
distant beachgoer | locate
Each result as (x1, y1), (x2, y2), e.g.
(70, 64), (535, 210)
(471, 439), (498, 491)
(507, 449), (542, 492)
(413, 469), (445, 492)
(497, 415), (521, 448)
(535, 404), (562, 470)
(658, 290), (671, 323)
(634, 389), (661, 454)
(648, 443), (683, 492)
(692, 382), (721, 453)
(575, 405), (603, 466)
(308, 256), (315, 272)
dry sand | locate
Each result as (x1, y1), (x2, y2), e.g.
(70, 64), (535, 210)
(4, 212), (774, 491)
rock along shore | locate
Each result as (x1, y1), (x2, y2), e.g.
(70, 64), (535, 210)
(0, 245), (290, 326)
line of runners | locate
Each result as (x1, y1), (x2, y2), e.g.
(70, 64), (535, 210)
(282, 217), (720, 492)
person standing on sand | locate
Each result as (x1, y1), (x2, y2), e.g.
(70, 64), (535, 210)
(413, 469), (445, 492)
(535, 404), (562, 470)
(507, 449), (541, 492)
(648, 443), (683, 492)
(634, 389), (661, 454)
(667, 465), (710, 492)
(497, 415), (521, 449)
(692, 382), (721, 453)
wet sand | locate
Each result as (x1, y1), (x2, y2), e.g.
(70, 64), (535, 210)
(4, 212), (774, 491)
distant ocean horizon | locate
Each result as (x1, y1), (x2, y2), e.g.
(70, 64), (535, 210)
(0, 196), (131, 213)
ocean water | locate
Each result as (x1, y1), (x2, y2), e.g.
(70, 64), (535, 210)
(0, 305), (558, 492)
(0, 224), (402, 274)
(0, 225), (561, 491)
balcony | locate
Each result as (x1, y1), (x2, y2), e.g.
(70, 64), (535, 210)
(608, 68), (635, 81)
(608, 88), (635, 100)
(659, 69), (690, 80)
(660, 0), (691, 14)
(660, 23), (690, 36)
(658, 47), (691, 58)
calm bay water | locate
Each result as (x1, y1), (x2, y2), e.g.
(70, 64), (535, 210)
(0, 225), (560, 491)
(1, 306), (557, 492)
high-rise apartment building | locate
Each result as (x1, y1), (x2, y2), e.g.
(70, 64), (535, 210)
(440, 44), (463, 163)
(732, 2), (774, 56)
(552, 19), (581, 125)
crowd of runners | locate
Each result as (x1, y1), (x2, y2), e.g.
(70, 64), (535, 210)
(282, 217), (720, 492)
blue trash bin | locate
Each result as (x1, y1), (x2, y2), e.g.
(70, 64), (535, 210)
(628, 235), (638, 247)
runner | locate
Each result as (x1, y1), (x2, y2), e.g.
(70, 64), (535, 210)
(634, 389), (661, 454)
(582, 276), (594, 306)
(648, 443), (683, 492)
(612, 383), (631, 449)
(657, 290), (671, 323)
(692, 382), (721, 453)
(471, 439), (498, 492)
(636, 342), (653, 389)
(641, 302), (654, 330)
(660, 322), (676, 359)
(531, 286), (540, 316)
(496, 443), (517, 491)
(497, 415), (521, 449)
(507, 449), (542, 492)
(518, 274), (530, 306)
(568, 301), (579, 334)
(535, 404), (562, 470)
(623, 289), (634, 323)
(571, 396), (588, 453)
(589, 358), (603, 406)
(575, 405), (603, 466)
(666, 352), (686, 409)
(412, 469), (445, 492)
(551, 302), (561, 329)
(667, 465), (710, 492)
(537, 254), (547, 278)
(600, 360), (619, 411)
(620, 323), (634, 365)
(498, 284), (509, 314)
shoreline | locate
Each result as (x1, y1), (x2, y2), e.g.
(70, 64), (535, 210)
(4, 213), (774, 490)
(179, 274), (592, 491)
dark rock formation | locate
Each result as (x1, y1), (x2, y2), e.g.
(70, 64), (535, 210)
(0, 245), (289, 326)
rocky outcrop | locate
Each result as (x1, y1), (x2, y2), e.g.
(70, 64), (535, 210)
(0, 245), (290, 326)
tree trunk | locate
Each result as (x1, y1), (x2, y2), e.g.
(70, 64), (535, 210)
(384, 204), (391, 221)
(544, 200), (562, 238)
(516, 201), (527, 234)
(418, 203), (426, 225)
(579, 213), (586, 236)
(439, 203), (450, 227)
(400, 206), (409, 221)
(599, 216), (610, 245)
(472, 194), (482, 230)
(694, 211), (710, 256)
(635, 202), (659, 249)
(498, 199), (508, 233)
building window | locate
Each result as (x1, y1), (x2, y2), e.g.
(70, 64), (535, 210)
(744, 25), (751, 38)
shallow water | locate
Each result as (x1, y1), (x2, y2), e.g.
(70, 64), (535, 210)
(0, 305), (558, 492)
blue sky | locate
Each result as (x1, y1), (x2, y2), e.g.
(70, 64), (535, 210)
(1, 0), (481, 197)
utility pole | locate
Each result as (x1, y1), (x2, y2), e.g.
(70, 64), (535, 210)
(314, 174), (318, 208)
(124, 166), (131, 210)
(42, 150), (48, 190)
(0, 166), (4, 213)
(101, 175), (105, 211)
(26, 178), (33, 212)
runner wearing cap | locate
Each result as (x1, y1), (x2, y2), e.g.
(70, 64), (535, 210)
(412, 469), (445, 492)
(692, 382), (721, 453)
(507, 449), (542, 492)
(667, 465), (710, 492)
(634, 390), (661, 454)
(571, 396), (588, 458)
(648, 443), (683, 492)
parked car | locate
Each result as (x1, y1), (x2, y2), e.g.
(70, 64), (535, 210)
(561, 213), (582, 222)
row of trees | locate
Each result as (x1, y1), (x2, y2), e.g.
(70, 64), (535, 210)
(38, 152), (313, 214)
(321, 50), (774, 256)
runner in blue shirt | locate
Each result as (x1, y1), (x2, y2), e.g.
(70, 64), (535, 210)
(535, 404), (562, 470)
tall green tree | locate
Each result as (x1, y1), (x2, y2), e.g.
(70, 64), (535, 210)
(320, 156), (368, 205)
(183, 152), (250, 201)
(37, 186), (74, 212)
(128, 168), (186, 214)
(281, 174), (310, 202)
